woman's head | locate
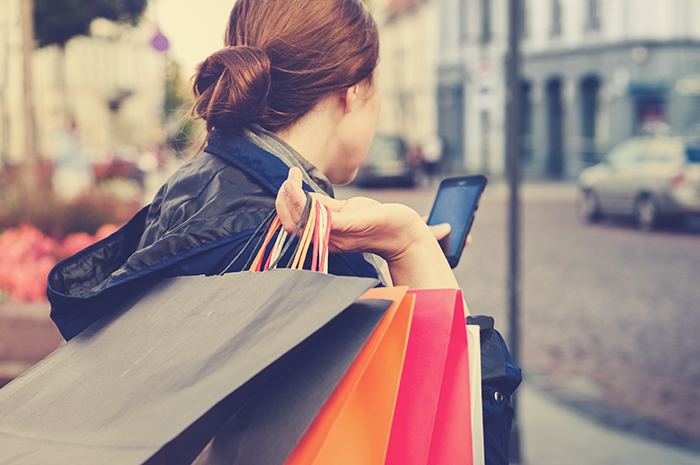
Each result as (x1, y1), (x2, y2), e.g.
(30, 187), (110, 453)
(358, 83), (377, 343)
(192, 0), (379, 135)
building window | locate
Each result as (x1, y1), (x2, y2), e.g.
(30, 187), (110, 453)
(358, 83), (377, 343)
(520, 80), (533, 162)
(586, 0), (601, 30)
(546, 78), (565, 178)
(481, 0), (492, 44)
(480, 110), (491, 173)
(551, 0), (562, 37)
(580, 76), (601, 164)
(520, 0), (529, 39)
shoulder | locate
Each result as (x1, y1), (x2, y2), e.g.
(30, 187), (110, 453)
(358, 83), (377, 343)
(141, 151), (275, 248)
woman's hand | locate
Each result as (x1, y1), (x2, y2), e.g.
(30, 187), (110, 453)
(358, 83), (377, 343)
(276, 168), (460, 289)
(276, 168), (426, 261)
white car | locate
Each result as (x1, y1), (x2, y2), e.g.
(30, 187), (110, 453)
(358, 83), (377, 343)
(576, 136), (700, 230)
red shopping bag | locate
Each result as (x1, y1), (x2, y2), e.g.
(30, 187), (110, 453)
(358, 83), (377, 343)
(386, 288), (475, 465)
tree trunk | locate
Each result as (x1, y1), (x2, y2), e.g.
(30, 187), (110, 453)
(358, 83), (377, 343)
(1, 3), (11, 169)
(21, 0), (38, 191)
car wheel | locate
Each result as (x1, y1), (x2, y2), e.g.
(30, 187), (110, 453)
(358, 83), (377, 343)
(634, 195), (658, 232)
(576, 189), (602, 223)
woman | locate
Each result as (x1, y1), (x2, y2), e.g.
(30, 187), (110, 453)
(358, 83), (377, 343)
(47, 0), (519, 463)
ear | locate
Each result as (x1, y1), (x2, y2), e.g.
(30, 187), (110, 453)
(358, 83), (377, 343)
(341, 84), (360, 114)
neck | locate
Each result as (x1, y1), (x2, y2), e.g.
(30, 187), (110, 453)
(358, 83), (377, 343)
(275, 98), (342, 183)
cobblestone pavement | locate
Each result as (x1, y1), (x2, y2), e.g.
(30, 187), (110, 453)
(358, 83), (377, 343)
(338, 181), (700, 452)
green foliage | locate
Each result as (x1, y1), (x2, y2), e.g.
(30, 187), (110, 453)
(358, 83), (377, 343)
(168, 117), (201, 154)
(164, 59), (186, 115)
(34, 0), (149, 48)
(163, 59), (201, 153)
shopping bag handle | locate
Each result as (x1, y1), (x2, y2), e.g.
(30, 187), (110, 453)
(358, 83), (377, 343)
(248, 193), (331, 272)
(219, 208), (277, 275)
(218, 194), (309, 274)
(219, 192), (325, 274)
(264, 195), (331, 272)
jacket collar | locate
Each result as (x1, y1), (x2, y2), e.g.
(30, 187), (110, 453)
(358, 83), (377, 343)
(205, 131), (316, 195)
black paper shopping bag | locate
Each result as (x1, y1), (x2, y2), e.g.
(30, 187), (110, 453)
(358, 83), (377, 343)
(190, 296), (393, 465)
(0, 269), (385, 465)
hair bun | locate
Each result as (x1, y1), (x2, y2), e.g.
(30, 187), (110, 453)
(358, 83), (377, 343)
(193, 46), (271, 132)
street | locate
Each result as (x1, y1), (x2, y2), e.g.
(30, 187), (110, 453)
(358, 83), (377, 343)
(337, 181), (700, 451)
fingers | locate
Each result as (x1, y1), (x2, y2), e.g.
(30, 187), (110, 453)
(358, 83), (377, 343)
(276, 167), (306, 234)
(465, 234), (472, 247)
(282, 181), (305, 224)
(276, 167), (348, 235)
(288, 165), (303, 184)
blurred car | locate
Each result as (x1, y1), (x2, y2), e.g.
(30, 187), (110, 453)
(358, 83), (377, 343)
(353, 134), (415, 188)
(576, 136), (700, 230)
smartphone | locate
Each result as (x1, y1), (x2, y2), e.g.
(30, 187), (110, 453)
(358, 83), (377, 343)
(427, 175), (487, 268)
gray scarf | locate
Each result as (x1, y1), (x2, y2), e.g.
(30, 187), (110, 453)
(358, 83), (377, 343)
(242, 125), (334, 197)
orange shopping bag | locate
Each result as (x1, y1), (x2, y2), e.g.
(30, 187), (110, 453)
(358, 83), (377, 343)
(284, 287), (415, 465)
(386, 288), (478, 465)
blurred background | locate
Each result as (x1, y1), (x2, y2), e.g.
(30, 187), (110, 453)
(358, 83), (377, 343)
(1, 0), (700, 464)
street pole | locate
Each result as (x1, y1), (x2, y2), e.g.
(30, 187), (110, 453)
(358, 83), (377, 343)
(506, 0), (522, 463)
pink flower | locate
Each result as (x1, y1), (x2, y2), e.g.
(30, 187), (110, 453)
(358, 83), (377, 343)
(0, 225), (59, 302)
(58, 232), (95, 259)
(95, 224), (118, 241)
(0, 223), (119, 302)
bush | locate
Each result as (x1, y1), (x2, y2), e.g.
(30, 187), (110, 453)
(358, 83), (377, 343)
(0, 224), (118, 302)
(0, 164), (141, 301)
(0, 225), (58, 301)
(0, 165), (142, 237)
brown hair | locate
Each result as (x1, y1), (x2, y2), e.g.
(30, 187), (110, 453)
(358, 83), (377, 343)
(192, 0), (379, 134)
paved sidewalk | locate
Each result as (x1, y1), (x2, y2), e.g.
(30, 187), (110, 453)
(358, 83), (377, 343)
(518, 383), (700, 465)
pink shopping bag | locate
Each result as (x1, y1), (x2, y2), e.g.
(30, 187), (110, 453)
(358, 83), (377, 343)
(385, 288), (476, 465)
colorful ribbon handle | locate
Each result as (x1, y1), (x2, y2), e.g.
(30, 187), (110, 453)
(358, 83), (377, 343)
(250, 194), (332, 273)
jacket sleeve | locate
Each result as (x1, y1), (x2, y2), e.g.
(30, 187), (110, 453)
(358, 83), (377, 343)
(467, 315), (522, 465)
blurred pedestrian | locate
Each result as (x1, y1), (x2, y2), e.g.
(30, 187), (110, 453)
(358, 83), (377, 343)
(51, 120), (92, 201)
(421, 133), (443, 187)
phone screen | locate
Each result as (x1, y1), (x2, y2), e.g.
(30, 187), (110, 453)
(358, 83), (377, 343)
(427, 176), (486, 267)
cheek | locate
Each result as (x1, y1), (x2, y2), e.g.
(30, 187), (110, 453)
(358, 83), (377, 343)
(375, 92), (382, 119)
(327, 162), (360, 185)
(331, 90), (381, 184)
(362, 94), (382, 152)
(331, 142), (369, 185)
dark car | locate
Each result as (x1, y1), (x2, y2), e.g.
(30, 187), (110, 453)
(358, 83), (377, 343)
(576, 136), (700, 230)
(353, 134), (415, 188)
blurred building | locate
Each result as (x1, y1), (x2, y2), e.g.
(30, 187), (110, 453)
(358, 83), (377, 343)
(373, 0), (441, 148)
(437, 0), (509, 174)
(0, 2), (167, 167)
(438, 0), (700, 179)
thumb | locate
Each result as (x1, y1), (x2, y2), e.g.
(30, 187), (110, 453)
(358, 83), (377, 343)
(429, 222), (451, 241)
(276, 167), (308, 233)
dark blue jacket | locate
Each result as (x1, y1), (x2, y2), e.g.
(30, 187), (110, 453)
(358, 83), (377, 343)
(47, 133), (377, 341)
(47, 132), (520, 465)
